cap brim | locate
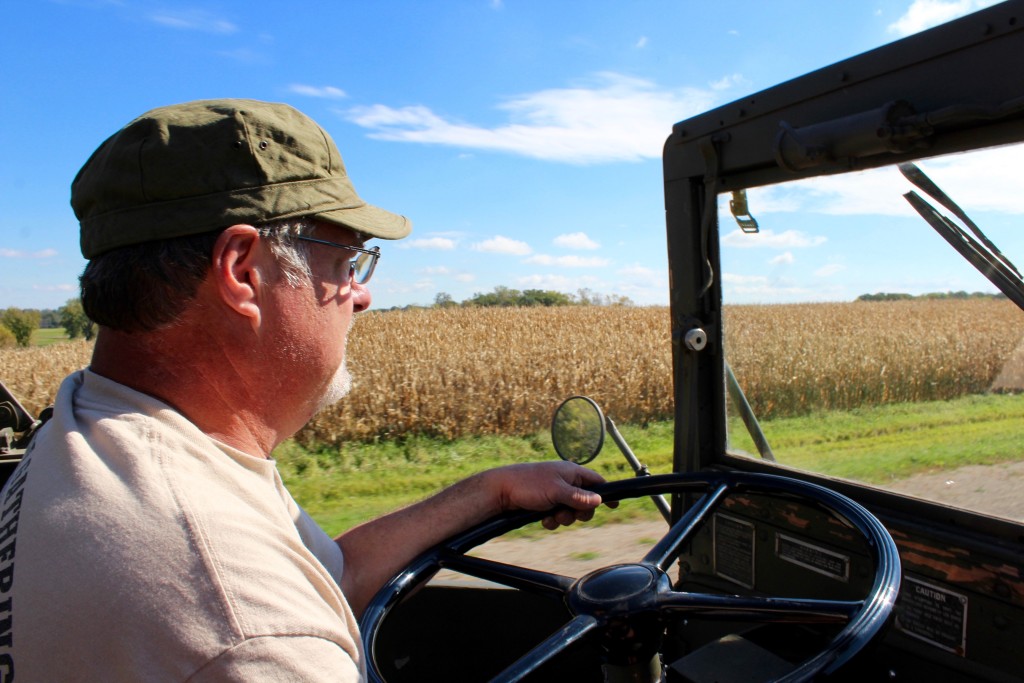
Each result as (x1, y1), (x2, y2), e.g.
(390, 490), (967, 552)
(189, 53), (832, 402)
(315, 203), (411, 240)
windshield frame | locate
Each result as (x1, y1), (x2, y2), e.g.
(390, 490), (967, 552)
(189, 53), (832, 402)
(661, 1), (1024, 525)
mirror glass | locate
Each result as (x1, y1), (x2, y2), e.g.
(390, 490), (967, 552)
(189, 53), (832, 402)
(552, 396), (605, 465)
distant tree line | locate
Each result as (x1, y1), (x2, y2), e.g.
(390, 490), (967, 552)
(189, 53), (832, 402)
(0, 308), (41, 347)
(857, 291), (1007, 302)
(0, 299), (95, 347)
(433, 286), (635, 309)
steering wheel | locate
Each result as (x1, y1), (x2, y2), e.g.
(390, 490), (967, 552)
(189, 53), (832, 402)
(361, 472), (901, 683)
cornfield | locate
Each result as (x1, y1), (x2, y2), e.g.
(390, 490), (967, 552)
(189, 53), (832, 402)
(724, 299), (1024, 419)
(1, 299), (1021, 444)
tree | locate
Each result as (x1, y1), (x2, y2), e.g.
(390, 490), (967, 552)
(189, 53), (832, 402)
(574, 288), (601, 306)
(520, 289), (572, 306)
(1, 308), (41, 347)
(39, 309), (61, 328)
(59, 298), (96, 340)
(572, 288), (634, 306)
(433, 292), (457, 308)
(460, 286), (634, 308)
(466, 286), (522, 307)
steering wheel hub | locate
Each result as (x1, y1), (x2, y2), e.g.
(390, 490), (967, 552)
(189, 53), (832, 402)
(570, 564), (665, 615)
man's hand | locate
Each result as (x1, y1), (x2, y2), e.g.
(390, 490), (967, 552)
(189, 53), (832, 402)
(339, 460), (612, 615)
(482, 461), (611, 530)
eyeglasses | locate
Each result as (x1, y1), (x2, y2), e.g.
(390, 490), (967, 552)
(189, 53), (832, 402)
(293, 236), (380, 285)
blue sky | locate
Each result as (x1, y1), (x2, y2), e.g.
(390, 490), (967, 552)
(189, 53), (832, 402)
(2, 0), (1017, 311)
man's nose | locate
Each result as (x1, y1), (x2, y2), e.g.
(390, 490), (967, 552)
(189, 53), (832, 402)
(352, 281), (372, 313)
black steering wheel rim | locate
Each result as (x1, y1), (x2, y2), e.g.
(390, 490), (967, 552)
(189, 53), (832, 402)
(361, 471), (901, 683)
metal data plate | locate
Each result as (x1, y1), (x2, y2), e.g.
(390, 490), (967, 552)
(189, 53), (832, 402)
(775, 533), (850, 583)
(894, 575), (969, 657)
(713, 513), (755, 589)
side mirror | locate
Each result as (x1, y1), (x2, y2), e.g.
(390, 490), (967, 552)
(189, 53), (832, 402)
(551, 395), (605, 465)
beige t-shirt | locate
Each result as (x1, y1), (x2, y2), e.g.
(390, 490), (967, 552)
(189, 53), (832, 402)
(0, 370), (363, 681)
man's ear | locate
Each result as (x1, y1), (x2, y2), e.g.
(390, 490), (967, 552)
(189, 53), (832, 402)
(211, 225), (265, 330)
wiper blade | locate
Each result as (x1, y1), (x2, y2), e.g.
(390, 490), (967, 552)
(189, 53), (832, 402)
(899, 162), (1024, 311)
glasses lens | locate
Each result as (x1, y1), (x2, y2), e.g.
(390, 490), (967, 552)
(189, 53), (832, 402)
(351, 249), (378, 284)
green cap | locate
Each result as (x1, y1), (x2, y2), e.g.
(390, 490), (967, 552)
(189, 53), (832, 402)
(72, 98), (411, 259)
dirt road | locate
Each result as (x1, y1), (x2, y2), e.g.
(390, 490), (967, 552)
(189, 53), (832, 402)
(442, 461), (1024, 582)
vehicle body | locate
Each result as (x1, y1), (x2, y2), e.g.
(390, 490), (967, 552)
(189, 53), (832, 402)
(363, 3), (1024, 681)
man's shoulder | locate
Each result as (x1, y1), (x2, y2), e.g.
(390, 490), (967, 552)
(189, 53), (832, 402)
(3, 385), (359, 682)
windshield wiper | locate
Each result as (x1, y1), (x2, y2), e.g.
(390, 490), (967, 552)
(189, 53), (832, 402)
(899, 162), (1024, 311)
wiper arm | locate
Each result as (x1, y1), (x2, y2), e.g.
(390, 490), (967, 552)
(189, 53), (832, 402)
(899, 162), (1024, 311)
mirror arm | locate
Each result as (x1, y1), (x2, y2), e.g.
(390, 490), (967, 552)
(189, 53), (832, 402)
(726, 364), (776, 462)
(605, 415), (672, 523)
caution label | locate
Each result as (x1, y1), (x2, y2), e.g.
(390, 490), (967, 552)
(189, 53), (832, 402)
(894, 576), (968, 656)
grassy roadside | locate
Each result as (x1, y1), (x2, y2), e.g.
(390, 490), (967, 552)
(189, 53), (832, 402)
(279, 392), (1024, 537)
(728, 392), (1024, 483)
(29, 328), (70, 346)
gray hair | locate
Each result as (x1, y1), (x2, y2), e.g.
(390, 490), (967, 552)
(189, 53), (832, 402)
(257, 217), (315, 287)
(80, 217), (317, 332)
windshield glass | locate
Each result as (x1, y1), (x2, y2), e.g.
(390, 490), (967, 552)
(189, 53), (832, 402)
(720, 144), (1024, 522)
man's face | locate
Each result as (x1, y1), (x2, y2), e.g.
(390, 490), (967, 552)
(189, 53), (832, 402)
(267, 222), (373, 417)
(316, 316), (356, 412)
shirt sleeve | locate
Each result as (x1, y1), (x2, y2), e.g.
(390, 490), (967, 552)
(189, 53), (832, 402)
(187, 635), (363, 682)
(293, 505), (346, 584)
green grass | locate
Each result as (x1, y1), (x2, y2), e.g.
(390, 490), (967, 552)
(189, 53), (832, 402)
(279, 393), (1024, 537)
(569, 551), (601, 561)
(30, 328), (70, 346)
(728, 392), (1024, 484)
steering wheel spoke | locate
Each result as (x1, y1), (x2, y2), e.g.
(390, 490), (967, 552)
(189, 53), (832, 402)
(489, 615), (600, 683)
(643, 482), (730, 569)
(658, 590), (863, 624)
(437, 549), (575, 597)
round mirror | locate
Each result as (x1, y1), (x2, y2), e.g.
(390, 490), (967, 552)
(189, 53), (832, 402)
(551, 396), (605, 465)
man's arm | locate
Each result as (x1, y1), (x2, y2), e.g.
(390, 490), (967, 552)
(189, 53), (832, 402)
(336, 461), (606, 616)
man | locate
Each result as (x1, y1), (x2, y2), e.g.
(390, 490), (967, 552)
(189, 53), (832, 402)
(0, 99), (606, 681)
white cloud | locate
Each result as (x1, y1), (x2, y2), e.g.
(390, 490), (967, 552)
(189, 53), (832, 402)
(723, 273), (769, 287)
(619, 264), (658, 279)
(769, 252), (794, 265)
(345, 72), (718, 164)
(709, 73), (751, 91)
(617, 264), (669, 303)
(909, 146), (1024, 214)
(516, 274), (601, 290)
(288, 84), (347, 99)
(635, 36), (649, 49)
(718, 187), (802, 218)
(1, 248), (57, 259)
(722, 273), (842, 303)
(33, 283), (77, 292)
(418, 266), (451, 275)
(750, 146), (1024, 218)
(554, 232), (600, 250)
(373, 276), (434, 297)
(722, 229), (827, 249)
(815, 264), (846, 277)
(218, 48), (269, 64)
(525, 254), (610, 267)
(149, 10), (237, 34)
(470, 235), (531, 255)
(348, 104), (445, 128)
(887, 0), (1001, 37)
(401, 237), (457, 250)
